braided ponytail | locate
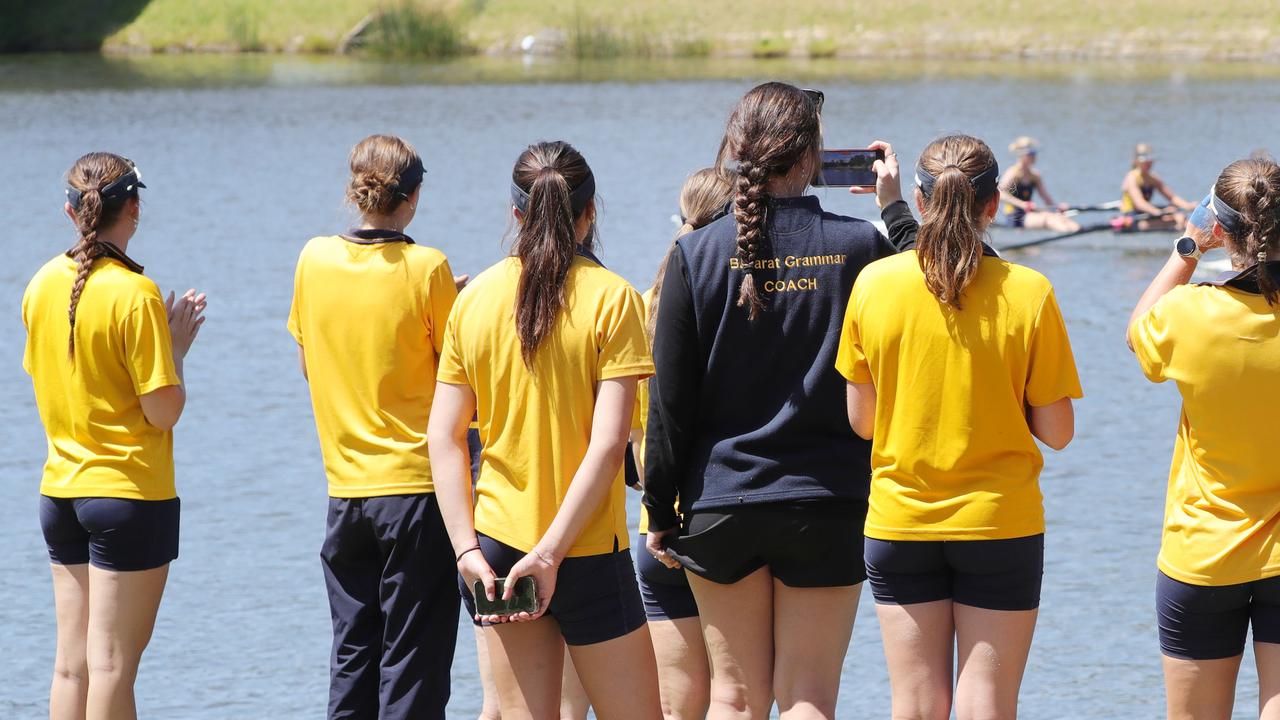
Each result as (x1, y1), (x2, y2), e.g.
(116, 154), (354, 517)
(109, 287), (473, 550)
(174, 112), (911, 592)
(64, 152), (136, 357)
(719, 82), (822, 322)
(733, 160), (770, 319)
(1215, 158), (1280, 305)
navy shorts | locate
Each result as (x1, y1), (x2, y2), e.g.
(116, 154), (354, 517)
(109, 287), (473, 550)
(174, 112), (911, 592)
(669, 500), (868, 588)
(864, 535), (1044, 611)
(459, 534), (646, 646)
(636, 533), (698, 621)
(1157, 571), (1280, 660)
(40, 495), (180, 572)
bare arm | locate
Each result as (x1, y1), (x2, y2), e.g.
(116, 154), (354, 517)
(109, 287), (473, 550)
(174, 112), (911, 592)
(1034, 173), (1060, 209)
(296, 344), (308, 381)
(140, 289), (205, 430)
(845, 381), (877, 440)
(1123, 173), (1165, 215)
(1027, 397), (1075, 450)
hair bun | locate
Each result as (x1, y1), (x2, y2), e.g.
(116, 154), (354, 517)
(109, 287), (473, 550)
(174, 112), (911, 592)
(347, 168), (398, 215)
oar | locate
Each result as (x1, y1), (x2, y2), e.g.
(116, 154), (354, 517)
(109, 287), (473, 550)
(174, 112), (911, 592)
(1063, 200), (1121, 217)
(1000, 213), (1154, 252)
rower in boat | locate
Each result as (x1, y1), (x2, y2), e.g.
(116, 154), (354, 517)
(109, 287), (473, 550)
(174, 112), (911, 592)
(1118, 143), (1195, 232)
(996, 137), (1080, 233)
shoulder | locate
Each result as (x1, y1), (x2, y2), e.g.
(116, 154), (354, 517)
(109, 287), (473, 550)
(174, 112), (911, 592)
(296, 235), (341, 262)
(991, 258), (1054, 296)
(573, 257), (640, 298)
(454, 258), (511, 302)
(676, 213), (734, 258)
(98, 260), (163, 299)
(405, 243), (451, 272)
(859, 250), (917, 282)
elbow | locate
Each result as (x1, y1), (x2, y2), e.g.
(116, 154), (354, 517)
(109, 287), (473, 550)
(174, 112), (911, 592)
(1040, 427), (1074, 451)
(144, 408), (182, 431)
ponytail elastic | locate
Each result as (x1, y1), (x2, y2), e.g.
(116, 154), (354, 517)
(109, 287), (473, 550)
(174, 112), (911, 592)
(915, 160), (1000, 200)
(511, 171), (596, 215)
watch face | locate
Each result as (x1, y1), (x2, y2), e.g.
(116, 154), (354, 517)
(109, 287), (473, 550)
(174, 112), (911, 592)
(1176, 236), (1199, 256)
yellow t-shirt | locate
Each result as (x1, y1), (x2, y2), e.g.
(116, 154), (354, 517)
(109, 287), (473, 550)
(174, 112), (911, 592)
(637, 287), (654, 534)
(437, 255), (654, 557)
(1130, 282), (1280, 586)
(22, 253), (181, 500)
(836, 251), (1082, 541)
(287, 235), (458, 498)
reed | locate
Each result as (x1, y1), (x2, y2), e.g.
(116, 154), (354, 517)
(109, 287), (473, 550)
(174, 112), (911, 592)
(364, 1), (468, 58)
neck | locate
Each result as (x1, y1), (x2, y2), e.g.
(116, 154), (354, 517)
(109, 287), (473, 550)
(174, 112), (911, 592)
(765, 175), (809, 198)
(94, 225), (132, 254)
(359, 213), (404, 232)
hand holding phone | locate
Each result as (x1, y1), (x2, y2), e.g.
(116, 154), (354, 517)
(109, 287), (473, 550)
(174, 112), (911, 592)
(813, 148), (885, 188)
(474, 577), (539, 618)
(846, 141), (903, 209)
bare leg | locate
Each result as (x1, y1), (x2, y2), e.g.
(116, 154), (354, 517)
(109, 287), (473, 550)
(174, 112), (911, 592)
(49, 564), (90, 720)
(84, 564), (169, 720)
(953, 604), (1038, 720)
(875, 600), (954, 720)
(689, 568), (775, 719)
(773, 581), (860, 719)
(1162, 654), (1240, 720)
(1257, 642), (1280, 720)
(568, 625), (662, 720)
(1022, 212), (1080, 233)
(485, 619), (565, 720)
(475, 626), (502, 720)
(560, 649), (590, 720)
(649, 617), (710, 719)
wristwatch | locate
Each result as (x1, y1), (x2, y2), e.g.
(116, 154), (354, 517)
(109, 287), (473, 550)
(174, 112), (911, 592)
(1175, 236), (1203, 260)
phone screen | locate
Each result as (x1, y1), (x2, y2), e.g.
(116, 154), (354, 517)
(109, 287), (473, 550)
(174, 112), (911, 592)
(474, 577), (538, 616)
(814, 148), (884, 188)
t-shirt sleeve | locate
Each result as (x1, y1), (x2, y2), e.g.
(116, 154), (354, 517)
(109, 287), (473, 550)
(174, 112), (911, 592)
(436, 302), (469, 386)
(21, 284), (33, 375)
(1128, 291), (1177, 383)
(286, 251), (304, 345)
(1025, 288), (1084, 406)
(835, 280), (872, 384)
(424, 256), (460, 356)
(124, 293), (181, 395)
(596, 285), (655, 381)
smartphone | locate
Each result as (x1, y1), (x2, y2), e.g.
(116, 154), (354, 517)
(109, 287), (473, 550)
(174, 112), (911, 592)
(813, 148), (885, 188)
(474, 577), (538, 616)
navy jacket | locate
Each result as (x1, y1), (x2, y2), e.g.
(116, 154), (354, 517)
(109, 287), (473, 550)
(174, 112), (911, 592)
(642, 196), (914, 531)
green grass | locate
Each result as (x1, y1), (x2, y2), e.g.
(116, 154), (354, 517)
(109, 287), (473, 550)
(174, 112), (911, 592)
(751, 37), (791, 59)
(2, 0), (1272, 59)
(362, 1), (468, 58)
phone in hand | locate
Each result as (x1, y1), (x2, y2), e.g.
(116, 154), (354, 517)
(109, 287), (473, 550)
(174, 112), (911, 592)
(812, 148), (885, 188)
(474, 577), (539, 616)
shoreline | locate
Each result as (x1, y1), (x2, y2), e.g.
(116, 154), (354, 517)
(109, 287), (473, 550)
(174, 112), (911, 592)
(5, 1), (1280, 64)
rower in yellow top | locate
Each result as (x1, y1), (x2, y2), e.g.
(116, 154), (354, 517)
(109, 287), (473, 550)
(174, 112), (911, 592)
(428, 140), (662, 720)
(23, 152), (207, 720)
(287, 134), (461, 720)
(997, 136), (1080, 233)
(1128, 157), (1280, 719)
(1119, 142), (1196, 232)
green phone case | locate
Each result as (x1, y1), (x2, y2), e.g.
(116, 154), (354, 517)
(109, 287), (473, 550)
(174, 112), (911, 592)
(474, 577), (538, 616)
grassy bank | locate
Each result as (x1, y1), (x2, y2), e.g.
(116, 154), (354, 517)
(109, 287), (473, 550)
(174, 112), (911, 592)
(5, 0), (1280, 61)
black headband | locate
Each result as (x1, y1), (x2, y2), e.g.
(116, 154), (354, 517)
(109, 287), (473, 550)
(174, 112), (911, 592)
(510, 171), (596, 216)
(1209, 188), (1246, 237)
(391, 157), (425, 199)
(66, 162), (146, 211)
(914, 160), (1000, 200)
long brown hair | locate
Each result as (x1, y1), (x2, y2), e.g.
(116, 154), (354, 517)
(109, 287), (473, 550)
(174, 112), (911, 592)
(915, 134), (998, 309)
(1215, 157), (1280, 305)
(718, 82), (821, 320)
(347, 134), (422, 216)
(65, 152), (137, 357)
(511, 141), (595, 367)
(647, 168), (736, 340)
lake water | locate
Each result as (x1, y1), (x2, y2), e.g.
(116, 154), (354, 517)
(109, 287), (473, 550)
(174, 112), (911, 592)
(3, 54), (1279, 718)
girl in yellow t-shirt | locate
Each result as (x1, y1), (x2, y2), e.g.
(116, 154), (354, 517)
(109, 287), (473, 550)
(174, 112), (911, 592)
(1128, 157), (1280, 718)
(428, 140), (660, 719)
(837, 134), (1081, 720)
(22, 152), (206, 719)
(288, 135), (462, 719)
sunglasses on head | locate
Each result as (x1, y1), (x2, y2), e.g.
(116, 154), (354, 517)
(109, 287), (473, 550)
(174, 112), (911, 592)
(802, 88), (824, 114)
